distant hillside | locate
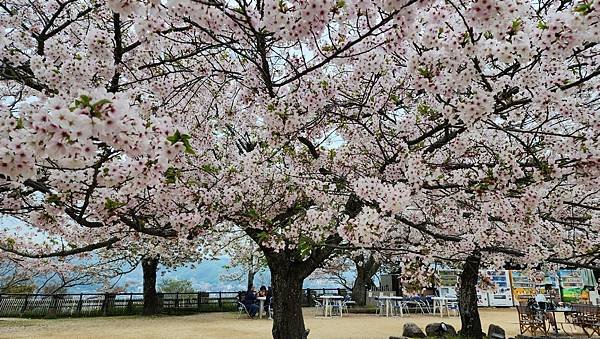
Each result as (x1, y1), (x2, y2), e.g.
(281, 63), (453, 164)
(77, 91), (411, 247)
(69, 257), (346, 293)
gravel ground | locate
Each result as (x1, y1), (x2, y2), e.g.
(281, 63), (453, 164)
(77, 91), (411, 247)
(0, 308), (540, 339)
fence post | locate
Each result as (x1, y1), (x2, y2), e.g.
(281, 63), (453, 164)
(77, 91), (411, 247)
(127, 293), (133, 314)
(77, 294), (83, 316)
(197, 292), (201, 311)
(20, 294), (30, 317)
(175, 292), (179, 313)
(102, 293), (109, 316)
(218, 292), (222, 311)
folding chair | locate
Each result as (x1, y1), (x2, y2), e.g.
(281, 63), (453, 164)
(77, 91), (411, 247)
(237, 302), (252, 319)
(517, 305), (548, 336)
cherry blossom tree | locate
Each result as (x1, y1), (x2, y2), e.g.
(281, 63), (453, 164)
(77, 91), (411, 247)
(1, 1), (599, 338)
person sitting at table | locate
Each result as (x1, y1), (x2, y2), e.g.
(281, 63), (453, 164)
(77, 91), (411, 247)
(258, 285), (267, 297)
(535, 286), (558, 334)
(258, 285), (270, 312)
(243, 285), (260, 317)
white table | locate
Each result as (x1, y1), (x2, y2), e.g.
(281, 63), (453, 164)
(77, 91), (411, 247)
(257, 296), (266, 319)
(432, 296), (458, 317)
(377, 296), (405, 317)
(319, 295), (344, 317)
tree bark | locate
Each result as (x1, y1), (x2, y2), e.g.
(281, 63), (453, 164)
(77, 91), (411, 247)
(142, 256), (160, 316)
(269, 260), (307, 339)
(247, 269), (256, 291)
(458, 252), (483, 339)
(351, 254), (380, 306)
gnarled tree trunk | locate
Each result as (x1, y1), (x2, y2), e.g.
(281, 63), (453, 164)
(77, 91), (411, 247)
(245, 194), (363, 339)
(458, 252), (483, 339)
(269, 256), (307, 339)
(352, 254), (380, 306)
(142, 256), (160, 316)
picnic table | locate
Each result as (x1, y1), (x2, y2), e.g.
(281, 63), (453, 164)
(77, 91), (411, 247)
(318, 295), (344, 317)
(257, 296), (266, 319)
(376, 296), (405, 317)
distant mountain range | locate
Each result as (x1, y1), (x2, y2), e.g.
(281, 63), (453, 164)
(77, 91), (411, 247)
(69, 257), (346, 293)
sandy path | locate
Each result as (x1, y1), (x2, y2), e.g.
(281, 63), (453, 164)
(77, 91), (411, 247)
(0, 308), (524, 339)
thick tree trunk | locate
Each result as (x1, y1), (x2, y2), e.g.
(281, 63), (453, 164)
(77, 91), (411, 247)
(458, 253), (483, 339)
(142, 256), (160, 316)
(270, 266), (306, 339)
(352, 255), (380, 306)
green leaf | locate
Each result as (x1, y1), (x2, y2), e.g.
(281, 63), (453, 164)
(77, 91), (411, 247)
(167, 130), (182, 144)
(510, 18), (522, 34)
(256, 231), (268, 242)
(104, 197), (125, 211)
(574, 2), (593, 14)
(167, 130), (195, 155)
(201, 164), (219, 174)
(164, 167), (180, 184)
(75, 95), (92, 108)
(247, 207), (260, 220)
(537, 20), (549, 29)
(46, 194), (61, 204)
(15, 117), (24, 129)
(417, 67), (433, 79)
(335, 0), (345, 8)
(298, 236), (313, 257)
(181, 133), (195, 155)
(4, 238), (15, 250)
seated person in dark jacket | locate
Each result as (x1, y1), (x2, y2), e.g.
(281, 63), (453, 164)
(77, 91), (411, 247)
(243, 285), (259, 317)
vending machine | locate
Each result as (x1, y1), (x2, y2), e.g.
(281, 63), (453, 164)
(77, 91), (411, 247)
(437, 269), (489, 306)
(559, 269), (585, 302)
(484, 270), (514, 306)
(437, 269), (459, 298)
(510, 270), (537, 306)
(477, 286), (490, 307)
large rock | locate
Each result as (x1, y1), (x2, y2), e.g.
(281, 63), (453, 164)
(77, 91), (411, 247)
(402, 323), (426, 338)
(425, 322), (457, 337)
(488, 324), (506, 339)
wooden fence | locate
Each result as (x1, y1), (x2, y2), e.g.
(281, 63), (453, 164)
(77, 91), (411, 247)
(0, 288), (346, 318)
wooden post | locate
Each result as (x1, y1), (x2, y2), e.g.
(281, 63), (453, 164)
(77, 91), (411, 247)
(197, 292), (201, 311)
(77, 294), (83, 316)
(175, 293), (179, 312)
(218, 292), (222, 310)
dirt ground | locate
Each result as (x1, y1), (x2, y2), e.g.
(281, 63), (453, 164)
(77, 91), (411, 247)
(0, 308), (530, 339)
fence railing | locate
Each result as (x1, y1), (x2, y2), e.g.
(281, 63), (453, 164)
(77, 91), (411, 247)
(0, 292), (238, 318)
(0, 288), (347, 318)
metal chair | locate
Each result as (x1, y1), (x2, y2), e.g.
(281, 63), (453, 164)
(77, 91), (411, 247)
(237, 302), (252, 319)
(313, 299), (324, 317)
(392, 299), (407, 316)
(374, 297), (386, 316)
